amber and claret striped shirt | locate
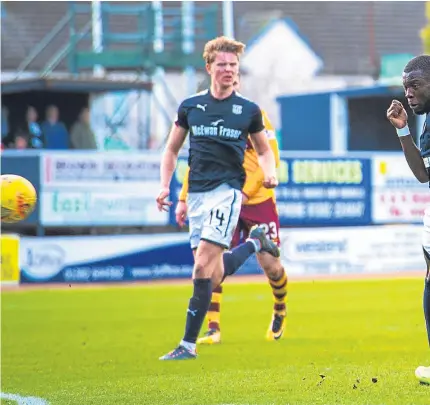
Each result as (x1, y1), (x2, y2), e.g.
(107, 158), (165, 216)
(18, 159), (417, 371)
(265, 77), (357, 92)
(179, 109), (280, 206)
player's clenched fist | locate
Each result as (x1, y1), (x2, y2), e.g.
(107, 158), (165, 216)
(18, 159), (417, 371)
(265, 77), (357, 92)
(263, 175), (278, 189)
(387, 100), (408, 129)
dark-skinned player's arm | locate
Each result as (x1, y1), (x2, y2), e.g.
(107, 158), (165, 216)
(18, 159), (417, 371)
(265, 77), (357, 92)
(156, 123), (188, 212)
(387, 99), (429, 183)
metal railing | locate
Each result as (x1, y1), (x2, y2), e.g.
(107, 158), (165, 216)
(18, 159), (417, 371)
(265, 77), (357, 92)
(41, 20), (93, 77)
(14, 11), (73, 80)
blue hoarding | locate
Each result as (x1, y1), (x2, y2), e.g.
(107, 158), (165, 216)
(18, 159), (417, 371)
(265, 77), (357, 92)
(275, 157), (371, 226)
(19, 233), (263, 283)
(0, 151), (377, 229)
(171, 155), (372, 227)
(1, 152), (40, 224)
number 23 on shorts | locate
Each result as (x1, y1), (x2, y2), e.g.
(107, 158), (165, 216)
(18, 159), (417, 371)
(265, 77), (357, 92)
(260, 221), (278, 240)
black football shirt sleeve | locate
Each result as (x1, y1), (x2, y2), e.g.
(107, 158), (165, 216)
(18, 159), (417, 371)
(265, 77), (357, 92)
(175, 101), (189, 130)
(248, 105), (265, 134)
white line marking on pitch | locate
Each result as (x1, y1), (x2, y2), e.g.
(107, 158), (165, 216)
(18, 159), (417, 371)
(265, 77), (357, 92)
(0, 392), (50, 405)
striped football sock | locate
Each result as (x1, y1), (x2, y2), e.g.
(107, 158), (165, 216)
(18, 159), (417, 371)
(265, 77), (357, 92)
(268, 269), (288, 316)
(207, 284), (223, 331)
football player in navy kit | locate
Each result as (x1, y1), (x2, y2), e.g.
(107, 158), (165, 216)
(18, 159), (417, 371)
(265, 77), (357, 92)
(387, 54), (430, 385)
(156, 36), (279, 360)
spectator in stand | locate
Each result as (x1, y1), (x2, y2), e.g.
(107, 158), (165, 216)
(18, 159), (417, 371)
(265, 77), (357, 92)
(41, 105), (69, 149)
(70, 107), (97, 149)
(14, 132), (29, 150)
(1, 106), (11, 149)
(25, 106), (44, 149)
(2, 106), (9, 141)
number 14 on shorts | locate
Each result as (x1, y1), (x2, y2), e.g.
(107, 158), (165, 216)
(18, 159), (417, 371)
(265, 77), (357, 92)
(207, 208), (229, 234)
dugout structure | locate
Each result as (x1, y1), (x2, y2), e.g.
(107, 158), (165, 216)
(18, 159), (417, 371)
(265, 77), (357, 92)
(277, 84), (423, 154)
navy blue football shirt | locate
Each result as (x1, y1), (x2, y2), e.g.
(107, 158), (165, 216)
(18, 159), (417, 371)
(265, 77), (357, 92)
(175, 89), (264, 193)
(420, 114), (430, 158)
(419, 114), (430, 183)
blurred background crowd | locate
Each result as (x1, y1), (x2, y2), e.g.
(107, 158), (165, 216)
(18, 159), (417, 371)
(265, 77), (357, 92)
(1, 105), (96, 150)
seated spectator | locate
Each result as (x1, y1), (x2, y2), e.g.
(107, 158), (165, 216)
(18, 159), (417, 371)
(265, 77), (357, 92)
(2, 106), (9, 140)
(14, 132), (29, 150)
(25, 106), (44, 149)
(70, 107), (97, 149)
(1, 106), (14, 148)
(41, 105), (69, 149)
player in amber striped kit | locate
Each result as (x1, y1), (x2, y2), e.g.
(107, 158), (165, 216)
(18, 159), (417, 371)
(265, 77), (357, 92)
(176, 75), (288, 343)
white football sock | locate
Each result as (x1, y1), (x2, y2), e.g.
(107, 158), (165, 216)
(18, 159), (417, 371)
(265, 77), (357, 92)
(180, 340), (196, 353)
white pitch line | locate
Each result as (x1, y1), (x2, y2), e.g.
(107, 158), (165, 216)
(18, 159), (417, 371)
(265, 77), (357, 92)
(0, 392), (50, 405)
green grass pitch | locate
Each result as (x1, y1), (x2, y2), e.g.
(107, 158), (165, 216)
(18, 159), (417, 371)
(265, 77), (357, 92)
(1, 277), (429, 405)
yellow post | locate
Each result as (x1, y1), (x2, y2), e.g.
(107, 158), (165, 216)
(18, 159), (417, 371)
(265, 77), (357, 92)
(420, 2), (430, 54)
(1, 234), (20, 286)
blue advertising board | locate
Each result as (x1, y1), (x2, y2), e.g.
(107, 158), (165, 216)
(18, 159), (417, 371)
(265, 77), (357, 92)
(20, 232), (262, 284)
(1, 152), (40, 224)
(20, 234), (194, 283)
(275, 157), (372, 226)
(19, 224), (424, 284)
(19, 233), (263, 284)
(39, 151), (169, 227)
(0, 151), (379, 229)
(171, 155), (372, 227)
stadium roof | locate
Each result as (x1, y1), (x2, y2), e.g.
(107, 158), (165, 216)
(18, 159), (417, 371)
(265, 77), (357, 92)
(1, 76), (153, 94)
